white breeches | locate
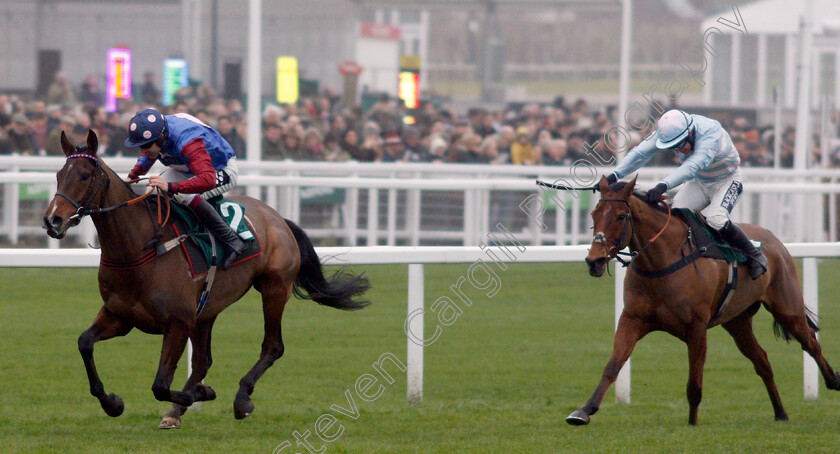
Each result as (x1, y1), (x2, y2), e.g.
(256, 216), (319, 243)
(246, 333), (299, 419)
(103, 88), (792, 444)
(670, 169), (743, 230)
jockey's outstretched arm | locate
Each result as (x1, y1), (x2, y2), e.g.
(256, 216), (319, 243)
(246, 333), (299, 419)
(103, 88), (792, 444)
(127, 154), (156, 181)
(611, 134), (657, 181)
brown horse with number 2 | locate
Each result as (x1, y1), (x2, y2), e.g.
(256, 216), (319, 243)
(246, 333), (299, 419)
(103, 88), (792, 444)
(567, 176), (840, 426)
(44, 130), (369, 429)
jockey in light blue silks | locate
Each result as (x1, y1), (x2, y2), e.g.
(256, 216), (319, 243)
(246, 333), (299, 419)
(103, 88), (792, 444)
(606, 109), (768, 280)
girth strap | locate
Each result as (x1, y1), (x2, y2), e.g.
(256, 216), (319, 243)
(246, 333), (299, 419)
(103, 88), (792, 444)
(709, 261), (738, 326)
(629, 247), (705, 278)
(195, 235), (218, 318)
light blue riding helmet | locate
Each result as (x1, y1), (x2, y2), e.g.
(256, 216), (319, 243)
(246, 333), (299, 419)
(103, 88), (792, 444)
(655, 109), (693, 149)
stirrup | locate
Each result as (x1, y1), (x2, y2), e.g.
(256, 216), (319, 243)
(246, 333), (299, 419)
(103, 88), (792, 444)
(219, 239), (246, 269)
(220, 253), (237, 269)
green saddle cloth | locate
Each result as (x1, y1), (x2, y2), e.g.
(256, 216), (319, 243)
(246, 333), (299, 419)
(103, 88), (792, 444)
(169, 199), (255, 266)
(672, 208), (760, 264)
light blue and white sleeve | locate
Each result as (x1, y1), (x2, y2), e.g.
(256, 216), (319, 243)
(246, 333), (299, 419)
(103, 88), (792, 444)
(612, 133), (659, 180)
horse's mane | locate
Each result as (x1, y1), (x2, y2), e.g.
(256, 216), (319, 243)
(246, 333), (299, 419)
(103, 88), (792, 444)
(94, 153), (135, 192)
(607, 181), (670, 215)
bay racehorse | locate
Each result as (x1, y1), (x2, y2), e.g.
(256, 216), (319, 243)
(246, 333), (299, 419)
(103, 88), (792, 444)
(43, 131), (369, 429)
(567, 176), (840, 425)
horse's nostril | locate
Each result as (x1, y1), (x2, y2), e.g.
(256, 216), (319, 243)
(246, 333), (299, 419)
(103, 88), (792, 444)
(587, 257), (606, 267)
(50, 216), (63, 228)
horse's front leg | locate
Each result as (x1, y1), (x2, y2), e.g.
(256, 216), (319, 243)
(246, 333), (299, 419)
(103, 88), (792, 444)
(685, 320), (707, 425)
(151, 321), (195, 408)
(79, 307), (134, 417)
(567, 312), (648, 425)
(160, 317), (218, 429)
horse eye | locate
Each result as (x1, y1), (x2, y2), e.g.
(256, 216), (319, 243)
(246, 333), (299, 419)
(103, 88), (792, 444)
(617, 214), (627, 221)
(80, 172), (91, 181)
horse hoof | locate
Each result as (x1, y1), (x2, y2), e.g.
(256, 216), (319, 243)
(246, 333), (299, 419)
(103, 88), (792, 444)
(194, 384), (217, 402)
(234, 398), (255, 420)
(102, 393), (124, 417)
(775, 413), (789, 421)
(159, 415), (181, 429)
(566, 409), (590, 426)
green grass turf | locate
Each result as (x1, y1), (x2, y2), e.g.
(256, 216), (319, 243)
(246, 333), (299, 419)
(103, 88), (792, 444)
(2, 260), (840, 453)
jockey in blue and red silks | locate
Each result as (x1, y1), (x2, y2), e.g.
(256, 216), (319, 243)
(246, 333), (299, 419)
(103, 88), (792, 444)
(607, 109), (768, 280)
(124, 108), (246, 269)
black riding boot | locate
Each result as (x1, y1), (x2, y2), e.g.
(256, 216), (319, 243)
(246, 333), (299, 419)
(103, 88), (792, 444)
(191, 198), (246, 269)
(719, 221), (768, 280)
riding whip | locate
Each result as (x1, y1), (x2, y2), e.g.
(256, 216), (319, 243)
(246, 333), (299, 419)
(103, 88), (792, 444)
(536, 180), (599, 192)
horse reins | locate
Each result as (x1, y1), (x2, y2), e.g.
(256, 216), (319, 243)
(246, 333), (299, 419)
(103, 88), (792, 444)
(59, 152), (171, 228)
(59, 152), (174, 272)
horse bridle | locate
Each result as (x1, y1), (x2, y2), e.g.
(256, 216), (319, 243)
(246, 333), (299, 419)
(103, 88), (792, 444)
(593, 197), (633, 258)
(56, 151), (110, 227)
(593, 196), (672, 264)
(57, 151), (170, 229)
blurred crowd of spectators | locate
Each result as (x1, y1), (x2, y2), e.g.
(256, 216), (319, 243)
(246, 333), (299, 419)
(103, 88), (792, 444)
(2, 71), (839, 169)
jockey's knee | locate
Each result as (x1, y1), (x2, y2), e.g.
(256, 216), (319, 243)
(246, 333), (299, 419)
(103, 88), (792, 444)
(174, 193), (200, 207)
(707, 217), (728, 231)
(705, 213), (729, 231)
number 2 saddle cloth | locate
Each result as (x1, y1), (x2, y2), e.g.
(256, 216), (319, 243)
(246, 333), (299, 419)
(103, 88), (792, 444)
(168, 198), (263, 277)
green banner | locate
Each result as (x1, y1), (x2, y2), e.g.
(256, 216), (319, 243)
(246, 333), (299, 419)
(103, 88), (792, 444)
(300, 187), (346, 205)
(19, 183), (52, 201)
(542, 189), (591, 212)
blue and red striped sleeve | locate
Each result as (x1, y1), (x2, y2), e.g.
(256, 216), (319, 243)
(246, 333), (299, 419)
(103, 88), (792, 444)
(127, 155), (155, 180)
(167, 138), (217, 194)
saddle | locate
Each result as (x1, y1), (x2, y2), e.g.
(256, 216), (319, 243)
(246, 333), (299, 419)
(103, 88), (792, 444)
(671, 208), (763, 325)
(672, 208), (759, 264)
(166, 198), (262, 277)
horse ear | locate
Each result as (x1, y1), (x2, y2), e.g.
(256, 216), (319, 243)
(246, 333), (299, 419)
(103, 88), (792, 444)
(59, 131), (73, 157)
(627, 175), (637, 191)
(598, 175), (611, 193)
(621, 175), (638, 198)
(86, 129), (98, 155)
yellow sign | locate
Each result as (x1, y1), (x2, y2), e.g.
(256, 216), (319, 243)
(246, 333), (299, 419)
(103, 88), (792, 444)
(276, 56), (299, 104)
(399, 55), (421, 109)
(400, 55), (421, 71)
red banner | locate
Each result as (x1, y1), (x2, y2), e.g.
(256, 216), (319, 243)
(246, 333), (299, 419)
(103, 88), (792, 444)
(359, 22), (401, 40)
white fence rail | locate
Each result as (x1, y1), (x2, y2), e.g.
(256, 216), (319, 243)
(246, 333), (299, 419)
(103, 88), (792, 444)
(1, 243), (836, 403)
(3, 158), (840, 248)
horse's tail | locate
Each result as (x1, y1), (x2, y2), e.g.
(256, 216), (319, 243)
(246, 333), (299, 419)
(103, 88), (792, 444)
(285, 218), (370, 311)
(770, 305), (819, 342)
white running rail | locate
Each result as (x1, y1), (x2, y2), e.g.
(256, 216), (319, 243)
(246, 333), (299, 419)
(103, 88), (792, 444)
(1, 243), (836, 404)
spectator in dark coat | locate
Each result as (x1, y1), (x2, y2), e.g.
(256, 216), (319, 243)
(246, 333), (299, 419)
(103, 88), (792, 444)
(217, 115), (246, 158)
(78, 74), (104, 106)
(262, 122), (286, 160)
(403, 127), (431, 162)
(45, 114), (78, 156)
(7, 113), (38, 155)
(339, 128), (373, 161)
(141, 72), (161, 105)
(381, 132), (406, 162)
